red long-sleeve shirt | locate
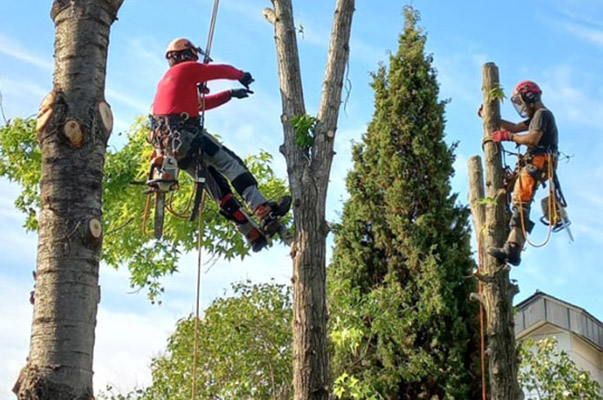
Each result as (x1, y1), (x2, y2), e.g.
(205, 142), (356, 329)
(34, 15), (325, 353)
(152, 61), (244, 116)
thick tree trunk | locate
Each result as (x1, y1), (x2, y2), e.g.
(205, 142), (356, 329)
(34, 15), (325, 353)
(13, 1), (123, 399)
(467, 62), (523, 400)
(266, 0), (355, 398)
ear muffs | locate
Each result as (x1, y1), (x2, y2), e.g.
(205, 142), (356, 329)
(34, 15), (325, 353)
(523, 91), (540, 104)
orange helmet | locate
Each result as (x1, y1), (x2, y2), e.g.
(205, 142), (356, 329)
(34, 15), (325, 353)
(165, 38), (198, 58)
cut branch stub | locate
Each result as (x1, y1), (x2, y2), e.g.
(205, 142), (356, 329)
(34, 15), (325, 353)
(63, 119), (84, 147)
(98, 101), (113, 134)
(86, 218), (103, 248)
(36, 92), (57, 133)
(263, 8), (276, 25)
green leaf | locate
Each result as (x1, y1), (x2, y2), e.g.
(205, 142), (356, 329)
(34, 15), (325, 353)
(489, 84), (506, 102)
(291, 114), (317, 149)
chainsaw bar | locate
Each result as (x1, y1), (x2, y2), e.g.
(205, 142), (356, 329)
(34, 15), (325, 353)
(154, 192), (166, 239)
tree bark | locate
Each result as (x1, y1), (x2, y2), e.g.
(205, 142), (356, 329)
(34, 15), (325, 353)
(467, 62), (523, 400)
(13, 1), (123, 399)
(267, 0), (355, 398)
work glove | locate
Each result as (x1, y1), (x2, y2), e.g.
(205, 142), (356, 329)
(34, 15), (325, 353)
(230, 88), (253, 99)
(492, 130), (513, 142)
(239, 72), (254, 88)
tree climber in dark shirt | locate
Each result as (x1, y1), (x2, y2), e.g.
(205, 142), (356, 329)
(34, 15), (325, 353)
(151, 38), (290, 252)
(479, 80), (558, 266)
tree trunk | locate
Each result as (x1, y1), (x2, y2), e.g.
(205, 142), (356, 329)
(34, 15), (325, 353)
(467, 62), (523, 400)
(13, 1), (123, 399)
(266, 0), (355, 398)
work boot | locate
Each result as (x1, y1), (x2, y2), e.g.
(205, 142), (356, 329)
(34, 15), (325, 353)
(487, 242), (522, 266)
(255, 195), (292, 236)
(219, 193), (269, 252)
(246, 227), (269, 253)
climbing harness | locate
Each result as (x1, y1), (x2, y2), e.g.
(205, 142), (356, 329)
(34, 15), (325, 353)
(143, 114), (206, 238)
(505, 147), (573, 247)
(142, 115), (183, 238)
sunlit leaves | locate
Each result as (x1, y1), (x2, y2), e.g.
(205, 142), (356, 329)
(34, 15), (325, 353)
(137, 281), (293, 400)
(0, 117), (289, 300)
(519, 337), (602, 400)
(291, 114), (317, 149)
(0, 118), (41, 230)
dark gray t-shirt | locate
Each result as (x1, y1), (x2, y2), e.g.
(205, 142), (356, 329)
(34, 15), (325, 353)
(525, 108), (558, 155)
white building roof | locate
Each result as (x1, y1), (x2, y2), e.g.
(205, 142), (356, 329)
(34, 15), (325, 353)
(515, 290), (603, 352)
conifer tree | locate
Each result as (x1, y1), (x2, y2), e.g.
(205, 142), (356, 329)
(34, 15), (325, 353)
(329, 7), (481, 399)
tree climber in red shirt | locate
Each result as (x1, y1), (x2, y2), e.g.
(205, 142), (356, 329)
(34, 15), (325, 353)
(151, 38), (291, 252)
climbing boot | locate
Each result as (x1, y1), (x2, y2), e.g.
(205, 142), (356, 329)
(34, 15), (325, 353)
(219, 193), (270, 252)
(246, 227), (269, 253)
(487, 242), (522, 266)
(254, 195), (292, 237)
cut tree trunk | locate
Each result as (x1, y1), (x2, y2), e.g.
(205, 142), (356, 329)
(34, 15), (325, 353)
(467, 62), (523, 400)
(266, 0), (355, 398)
(13, 1), (124, 399)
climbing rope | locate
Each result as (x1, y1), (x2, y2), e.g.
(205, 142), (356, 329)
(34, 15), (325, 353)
(166, 190), (195, 219)
(199, 0), (220, 131)
(516, 151), (557, 248)
(191, 193), (206, 400)
(191, 1), (220, 398)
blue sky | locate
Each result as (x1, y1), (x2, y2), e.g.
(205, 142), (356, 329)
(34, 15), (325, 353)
(1, 0), (602, 396)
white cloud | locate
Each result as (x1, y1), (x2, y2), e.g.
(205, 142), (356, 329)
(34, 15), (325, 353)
(94, 308), (175, 392)
(0, 33), (152, 124)
(540, 65), (603, 130)
(105, 87), (150, 115)
(123, 37), (166, 81)
(0, 34), (53, 71)
(0, 77), (50, 117)
(561, 21), (603, 47)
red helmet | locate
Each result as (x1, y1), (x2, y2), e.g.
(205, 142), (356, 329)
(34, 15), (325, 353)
(511, 80), (542, 118)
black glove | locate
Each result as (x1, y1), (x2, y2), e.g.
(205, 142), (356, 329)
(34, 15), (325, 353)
(239, 72), (254, 88)
(230, 88), (253, 99)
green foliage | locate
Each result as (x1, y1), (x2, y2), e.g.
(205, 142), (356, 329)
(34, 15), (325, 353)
(478, 196), (497, 206)
(519, 337), (603, 400)
(291, 114), (317, 149)
(0, 118), (41, 230)
(134, 281), (292, 400)
(328, 6), (480, 399)
(0, 117), (289, 300)
(489, 84), (506, 102)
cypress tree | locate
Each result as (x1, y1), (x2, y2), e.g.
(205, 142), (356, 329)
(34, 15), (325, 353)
(329, 7), (481, 399)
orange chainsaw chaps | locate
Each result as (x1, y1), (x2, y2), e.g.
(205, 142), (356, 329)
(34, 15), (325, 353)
(512, 154), (549, 205)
